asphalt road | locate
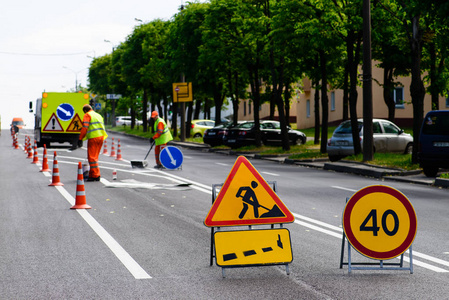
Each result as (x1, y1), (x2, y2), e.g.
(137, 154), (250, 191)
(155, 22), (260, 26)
(2, 129), (449, 299)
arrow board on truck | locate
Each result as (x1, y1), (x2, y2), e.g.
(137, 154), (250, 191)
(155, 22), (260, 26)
(204, 156), (294, 227)
(43, 113), (64, 132)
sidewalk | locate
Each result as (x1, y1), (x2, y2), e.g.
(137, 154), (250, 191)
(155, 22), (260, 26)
(169, 140), (442, 188)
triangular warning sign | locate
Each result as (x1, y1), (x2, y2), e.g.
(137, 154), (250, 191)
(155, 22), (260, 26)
(66, 113), (83, 132)
(43, 113), (64, 132)
(204, 156), (295, 227)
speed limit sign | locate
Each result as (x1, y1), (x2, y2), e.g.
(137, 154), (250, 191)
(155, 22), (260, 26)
(343, 185), (417, 260)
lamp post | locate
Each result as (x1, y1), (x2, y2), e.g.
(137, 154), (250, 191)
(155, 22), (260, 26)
(63, 66), (83, 92)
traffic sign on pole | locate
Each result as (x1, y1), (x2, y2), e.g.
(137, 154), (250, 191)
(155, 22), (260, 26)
(342, 185), (417, 260)
(160, 146), (183, 169)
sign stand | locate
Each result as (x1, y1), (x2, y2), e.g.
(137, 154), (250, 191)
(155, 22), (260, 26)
(340, 197), (414, 274)
(209, 181), (291, 278)
(340, 230), (414, 274)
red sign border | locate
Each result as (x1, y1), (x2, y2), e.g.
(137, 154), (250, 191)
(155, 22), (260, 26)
(343, 185), (417, 260)
(204, 156), (294, 227)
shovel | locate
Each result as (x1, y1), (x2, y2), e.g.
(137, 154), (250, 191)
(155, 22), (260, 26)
(130, 141), (155, 168)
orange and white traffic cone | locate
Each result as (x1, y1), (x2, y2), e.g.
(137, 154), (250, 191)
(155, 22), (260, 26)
(40, 144), (51, 172)
(13, 135), (20, 149)
(49, 151), (64, 186)
(102, 139), (108, 155)
(109, 137), (116, 157)
(115, 139), (123, 161)
(27, 142), (33, 159)
(24, 136), (29, 153)
(31, 140), (39, 164)
(71, 162), (91, 209)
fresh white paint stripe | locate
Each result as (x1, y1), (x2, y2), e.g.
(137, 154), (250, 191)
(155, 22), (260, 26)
(401, 255), (449, 273)
(294, 219), (342, 238)
(52, 182), (152, 279)
(262, 171), (280, 177)
(215, 163), (229, 166)
(332, 186), (357, 193)
(293, 213), (343, 232)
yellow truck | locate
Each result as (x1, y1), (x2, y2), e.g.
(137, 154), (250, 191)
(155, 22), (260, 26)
(30, 92), (89, 148)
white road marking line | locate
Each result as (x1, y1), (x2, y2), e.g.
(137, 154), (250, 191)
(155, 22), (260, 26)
(332, 186), (357, 193)
(215, 163), (229, 166)
(262, 171), (280, 177)
(34, 165), (152, 280)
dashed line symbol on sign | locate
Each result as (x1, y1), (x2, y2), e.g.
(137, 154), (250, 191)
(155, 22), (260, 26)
(221, 234), (283, 262)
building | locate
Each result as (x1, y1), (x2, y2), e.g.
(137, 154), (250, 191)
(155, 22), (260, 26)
(236, 64), (448, 129)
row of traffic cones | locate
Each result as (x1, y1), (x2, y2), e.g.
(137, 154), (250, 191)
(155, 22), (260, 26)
(17, 135), (130, 210)
(102, 137), (123, 161)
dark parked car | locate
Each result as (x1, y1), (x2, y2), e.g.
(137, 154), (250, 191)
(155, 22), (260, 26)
(223, 120), (307, 148)
(203, 121), (239, 147)
(418, 110), (449, 177)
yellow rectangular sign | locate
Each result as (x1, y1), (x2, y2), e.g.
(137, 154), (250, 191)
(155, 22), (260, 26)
(214, 229), (292, 267)
(172, 82), (193, 102)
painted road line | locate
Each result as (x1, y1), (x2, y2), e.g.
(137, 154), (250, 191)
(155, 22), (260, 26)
(262, 172), (280, 177)
(53, 184), (152, 279)
(216, 163), (229, 166)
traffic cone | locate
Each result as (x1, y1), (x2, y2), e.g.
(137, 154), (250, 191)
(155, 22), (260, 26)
(109, 138), (116, 157)
(31, 140), (39, 164)
(27, 142), (33, 159)
(102, 139), (108, 155)
(40, 144), (51, 172)
(13, 135), (20, 149)
(71, 162), (91, 209)
(115, 139), (123, 161)
(24, 136), (29, 153)
(49, 151), (64, 186)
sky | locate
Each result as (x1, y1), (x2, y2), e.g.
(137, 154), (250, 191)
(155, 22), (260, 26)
(0, 0), (203, 129)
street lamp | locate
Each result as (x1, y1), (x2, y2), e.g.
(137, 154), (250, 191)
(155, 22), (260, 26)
(63, 66), (84, 92)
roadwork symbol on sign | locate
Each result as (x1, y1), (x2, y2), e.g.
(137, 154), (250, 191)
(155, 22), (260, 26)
(66, 113), (83, 132)
(43, 113), (64, 132)
(214, 228), (293, 267)
(343, 185), (417, 260)
(204, 156), (294, 227)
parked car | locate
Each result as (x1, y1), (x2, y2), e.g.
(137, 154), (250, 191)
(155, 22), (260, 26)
(223, 120), (307, 148)
(190, 119), (215, 138)
(116, 116), (143, 126)
(418, 110), (449, 177)
(203, 121), (242, 146)
(327, 119), (413, 162)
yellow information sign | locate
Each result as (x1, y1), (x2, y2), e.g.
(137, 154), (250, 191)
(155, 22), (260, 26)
(172, 82), (193, 102)
(343, 185), (417, 260)
(214, 229), (293, 267)
(204, 156), (294, 227)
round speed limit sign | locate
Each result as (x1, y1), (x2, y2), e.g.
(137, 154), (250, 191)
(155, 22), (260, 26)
(343, 185), (417, 260)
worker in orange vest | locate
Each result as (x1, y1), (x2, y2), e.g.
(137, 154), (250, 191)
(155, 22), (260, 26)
(149, 111), (173, 169)
(78, 104), (108, 181)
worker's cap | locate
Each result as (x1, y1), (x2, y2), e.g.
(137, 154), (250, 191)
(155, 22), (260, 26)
(151, 111), (158, 118)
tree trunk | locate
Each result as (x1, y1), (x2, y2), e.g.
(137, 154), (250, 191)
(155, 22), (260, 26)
(410, 16), (425, 164)
(314, 79), (320, 145)
(319, 50), (329, 153)
(383, 67), (396, 121)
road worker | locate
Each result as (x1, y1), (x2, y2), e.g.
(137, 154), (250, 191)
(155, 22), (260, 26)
(78, 104), (108, 181)
(149, 111), (173, 169)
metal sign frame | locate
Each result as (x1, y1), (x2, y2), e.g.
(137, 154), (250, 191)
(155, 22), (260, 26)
(209, 181), (291, 277)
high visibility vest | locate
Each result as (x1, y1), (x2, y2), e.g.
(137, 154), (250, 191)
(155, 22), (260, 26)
(153, 118), (173, 145)
(83, 111), (108, 141)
